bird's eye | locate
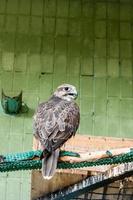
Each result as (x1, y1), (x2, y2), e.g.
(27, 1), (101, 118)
(65, 87), (69, 91)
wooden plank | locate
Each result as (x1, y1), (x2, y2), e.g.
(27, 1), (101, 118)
(63, 134), (133, 153)
(59, 147), (132, 163)
(32, 135), (133, 174)
(33, 134), (133, 153)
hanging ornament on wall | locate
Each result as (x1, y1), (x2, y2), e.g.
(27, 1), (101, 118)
(1, 90), (28, 114)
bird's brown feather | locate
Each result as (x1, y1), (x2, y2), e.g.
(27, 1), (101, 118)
(33, 96), (79, 153)
(33, 84), (79, 179)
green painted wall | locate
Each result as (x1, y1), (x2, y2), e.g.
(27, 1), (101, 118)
(0, 0), (133, 199)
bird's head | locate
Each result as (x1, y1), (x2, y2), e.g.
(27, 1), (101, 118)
(53, 84), (78, 101)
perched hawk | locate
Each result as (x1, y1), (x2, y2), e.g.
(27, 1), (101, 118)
(33, 84), (80, 179)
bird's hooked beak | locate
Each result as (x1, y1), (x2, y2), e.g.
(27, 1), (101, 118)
(68, 90), (78, 100)
(73, 92), (78, 99)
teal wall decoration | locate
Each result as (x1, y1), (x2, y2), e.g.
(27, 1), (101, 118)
(1, 90), (27, 114)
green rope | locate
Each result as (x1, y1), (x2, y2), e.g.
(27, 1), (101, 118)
(0, 150), (133, 172)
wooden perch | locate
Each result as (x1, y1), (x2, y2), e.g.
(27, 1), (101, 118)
(59, 147), (132, 163)
(33, 136), (133, 174)
(33, 136), (133, 164)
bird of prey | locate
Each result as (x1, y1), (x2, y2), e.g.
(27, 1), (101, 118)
(33, 84), (80, 179)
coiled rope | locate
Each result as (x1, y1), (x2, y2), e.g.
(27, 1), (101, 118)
(0, 149), (133, 172)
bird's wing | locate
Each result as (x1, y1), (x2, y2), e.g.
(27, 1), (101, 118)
(33, 99), (80, 152)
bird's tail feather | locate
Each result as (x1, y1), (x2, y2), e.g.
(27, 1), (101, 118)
(42, 149), (59, 180)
